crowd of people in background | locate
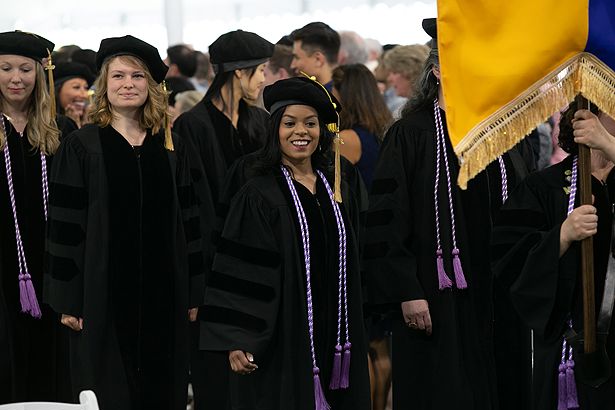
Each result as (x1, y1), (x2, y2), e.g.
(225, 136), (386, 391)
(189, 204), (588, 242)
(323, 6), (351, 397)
(0, 15), (614, 410)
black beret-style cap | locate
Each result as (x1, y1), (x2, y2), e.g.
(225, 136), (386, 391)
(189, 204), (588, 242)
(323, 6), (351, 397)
(209, 30), (274, 74)
(422, 18), (437, 39)
(263, 76), (341, 125)
(96, 35), (168, 83)
(53, 62), (95, 86)
(0, 31), (54, 61)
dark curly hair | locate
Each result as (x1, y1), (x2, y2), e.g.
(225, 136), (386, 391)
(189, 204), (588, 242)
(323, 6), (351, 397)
(558, 102), (601, 154)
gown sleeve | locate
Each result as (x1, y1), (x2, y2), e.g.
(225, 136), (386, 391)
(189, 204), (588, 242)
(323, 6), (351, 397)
(199, 184), (281, 359)
(491, 177), (577, 340)
(44, 133), (87, 317)
(174, 133), (213, 308)
(362, 121), (424, 306)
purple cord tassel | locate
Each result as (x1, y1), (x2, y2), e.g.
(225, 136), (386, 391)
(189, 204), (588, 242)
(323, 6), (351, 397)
(329, 345), (342, 390)
(340, 342), (351, 389)
(313, 367), (331, 410)
(452, 248), (467, 289)
(558, 363), (568, 410)
(437, 250), (452, 290)
(19, 273), (41, 319)
(565, 359), (579, 409)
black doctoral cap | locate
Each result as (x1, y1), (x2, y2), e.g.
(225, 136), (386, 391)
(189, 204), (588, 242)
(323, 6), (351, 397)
(96, 35), (168, 83)
(53, 61), (96, 87)
(263, 75), (341, 126)
(209, 30), (274, 74)
(0, 30), (54, 61)
(422, 18), (438, 49)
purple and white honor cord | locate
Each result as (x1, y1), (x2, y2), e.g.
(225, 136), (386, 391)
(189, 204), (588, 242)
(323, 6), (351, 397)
(498, 156), (508, 203)
(1, 116), (46, 318)
(281, 166), (331, 410)
(316, 170), (351, 390)
(558, 155), (579, 410)
(433, 99), (467, 289)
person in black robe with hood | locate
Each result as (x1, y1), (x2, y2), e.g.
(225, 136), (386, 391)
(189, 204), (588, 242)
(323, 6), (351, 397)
(492, 104), (615, 410)
(44, 35), (206, 410)
(172, 30), (273, 410)
(199, 76), (370, 410)
(361, 18), (533, 410)
(0, 30), (76, 403)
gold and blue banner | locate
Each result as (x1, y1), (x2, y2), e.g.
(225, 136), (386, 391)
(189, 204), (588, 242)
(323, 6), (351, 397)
(438, 0), (615, 188)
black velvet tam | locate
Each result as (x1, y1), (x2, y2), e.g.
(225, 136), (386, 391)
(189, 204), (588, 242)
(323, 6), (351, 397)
(422, 18), (437, 39)
(53, 62), (95, 86)
(0, 31), (54, 61)
(96, 35), (168, 83)
(263, 76), (341, 124)
(209, 30), (274, 73)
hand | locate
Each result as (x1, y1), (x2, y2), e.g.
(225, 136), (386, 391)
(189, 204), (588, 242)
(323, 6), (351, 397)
(401, 299), (432, 335)
(61, 314), (83, 332)
(560, 204), (598, 255)
(229, 350), (258, 375)
(573, 110), (615, 157)
(188, 307), (198, 322)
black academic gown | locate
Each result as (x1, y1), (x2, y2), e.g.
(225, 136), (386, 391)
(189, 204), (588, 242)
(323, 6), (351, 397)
(491, 155), (615, 410)
(0, 115), (76, 403)
(173, 97), (269, 410)
(44, 124), (204, 410)
(200, 169), (370, 410)
(362, 107), (529, 410)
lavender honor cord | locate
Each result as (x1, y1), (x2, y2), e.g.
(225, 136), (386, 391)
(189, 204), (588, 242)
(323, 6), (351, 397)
(1, 115), (47, 318)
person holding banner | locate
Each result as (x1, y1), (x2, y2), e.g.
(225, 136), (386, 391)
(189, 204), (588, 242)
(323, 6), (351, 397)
(492, 105), (615, 409)
(362, 18), (533, 410)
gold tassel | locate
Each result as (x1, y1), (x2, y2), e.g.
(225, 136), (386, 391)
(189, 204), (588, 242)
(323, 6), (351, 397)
(45, 49), (56, 119)
(162, 81), (174, 151)
(328, 123), (342, 203)
(455, 52), (615, 189)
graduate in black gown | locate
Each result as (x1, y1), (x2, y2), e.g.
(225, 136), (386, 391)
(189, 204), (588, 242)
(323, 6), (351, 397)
(172, 31), (273, 410)
(0, 31), (77, 403)
(492, 105), (615, 410)
(44, 35), (205, 410)
(361, 19), (532, 410)
(199, 76), (370, 410)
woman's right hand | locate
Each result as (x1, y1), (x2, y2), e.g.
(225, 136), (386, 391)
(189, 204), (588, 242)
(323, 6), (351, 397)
(401, 299), (432, 335)
(229, 350), (258, 375)
(560, 204), (598, 255)
(61, 314), (83, 332)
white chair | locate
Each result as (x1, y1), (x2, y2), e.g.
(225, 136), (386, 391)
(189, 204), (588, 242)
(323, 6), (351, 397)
(0, 391), (99, 410)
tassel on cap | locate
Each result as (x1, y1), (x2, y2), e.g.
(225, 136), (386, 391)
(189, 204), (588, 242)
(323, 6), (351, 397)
(558, 362), (568, 410)
(162, 81), (174, 151)
(329, 121), (342, 203)
(45, 49), (56, 119)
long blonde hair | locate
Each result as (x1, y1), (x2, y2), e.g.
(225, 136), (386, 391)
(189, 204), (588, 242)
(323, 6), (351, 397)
(0, 63), (61, 155)
(89, 55), (169, 134)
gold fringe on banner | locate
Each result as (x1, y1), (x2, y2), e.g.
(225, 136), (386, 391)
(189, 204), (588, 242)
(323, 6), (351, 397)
(455, 52), (615, 189)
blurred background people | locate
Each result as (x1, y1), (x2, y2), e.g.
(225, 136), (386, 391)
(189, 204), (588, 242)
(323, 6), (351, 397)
(338, 30), (368, 65)
(53, 61), (95, 128)
(290, 22), (340, 90)
(331, 63), (391, 188)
